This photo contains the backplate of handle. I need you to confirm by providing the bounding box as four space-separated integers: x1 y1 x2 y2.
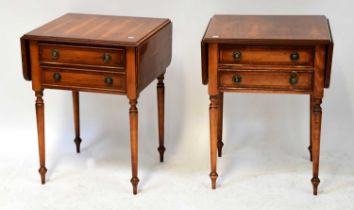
233 51 242 61
103 53 111 63
290 51 299 61
104 76 113 86
52 49 59 60
232 74 242 84
53 72 61 82
289 71 298 85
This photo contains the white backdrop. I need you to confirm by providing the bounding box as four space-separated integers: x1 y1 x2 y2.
1 0 354 209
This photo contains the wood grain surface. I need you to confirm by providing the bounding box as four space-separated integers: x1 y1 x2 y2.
23 13 170 47
204 15 332 44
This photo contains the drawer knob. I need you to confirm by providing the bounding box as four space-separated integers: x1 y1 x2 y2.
104 76 113 86
289 71 298 85
53 72 61 82
232 51 242 61
52 49 60 60
103 53 111 63
232 74 242 84
290 52 299 61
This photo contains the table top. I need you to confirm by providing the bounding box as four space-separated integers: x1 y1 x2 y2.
201 15 334 87
203 15 332 45
22 13 171 47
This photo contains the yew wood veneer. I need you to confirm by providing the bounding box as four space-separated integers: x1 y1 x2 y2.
21 13 172 194
201 15 333 195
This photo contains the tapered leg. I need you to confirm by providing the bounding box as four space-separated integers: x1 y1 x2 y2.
217 92 224 157
35 90 47 184
129 99 139 195
209 95 219 189
157 75 166 162
309 95 313 161
311 97 322 195
72 91 82 153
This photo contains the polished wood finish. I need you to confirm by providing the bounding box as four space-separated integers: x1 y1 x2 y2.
309 95 313 161
72 91 81 153
23 13 170 47
202 15 334 88
217 92 224 157
129 99 139 195
219 45 314 66
21 13 172 194
42 68 126 93
311 45 326 195
42 67 126 93
203 15 332 44
126 47 139 194
201 15 333 195
219 70 313 91
39 43 125 70
137 24 172 91
157 74 166 162
21 38 31 80
208 43 219 189
35 90 47 184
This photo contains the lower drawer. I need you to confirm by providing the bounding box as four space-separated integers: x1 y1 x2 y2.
219 70 313 91
42 68 126 93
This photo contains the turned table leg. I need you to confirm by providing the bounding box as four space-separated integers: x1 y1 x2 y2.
309 95 313 161
129 99 139 194
157 74 166 162
35 90 47 184
209 95 219 189
311 97 322 195
217 92 224 157
72 91 82 153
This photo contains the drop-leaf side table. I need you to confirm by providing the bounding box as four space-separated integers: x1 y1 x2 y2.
21 13 172 194
201 15 333 195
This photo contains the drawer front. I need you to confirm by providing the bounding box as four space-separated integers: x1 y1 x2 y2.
219 70 312 91
219 46 314 66
42 68 126 93
39 43 125 69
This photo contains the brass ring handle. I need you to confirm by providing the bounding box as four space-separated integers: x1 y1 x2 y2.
104 76 113 86
289 71 298 85
232 51 242 61
52 49 60 60
103 53 111 63
53 72 61 82
232 74 242 84
290 51 299 61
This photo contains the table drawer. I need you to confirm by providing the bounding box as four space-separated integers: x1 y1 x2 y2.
219 46 314 66
219 70 313 91
39 43 125 69
42 68 126 93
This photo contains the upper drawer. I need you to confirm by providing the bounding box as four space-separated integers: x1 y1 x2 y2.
39 43 125 69
219 45 314 66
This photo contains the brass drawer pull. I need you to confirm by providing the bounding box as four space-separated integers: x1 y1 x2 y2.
290 51 299 61
289 71 298 85
104 76 113 86
53 72 61 82
232 74 242 84
52 49 60 60
232 51 242 61
103 53 111 63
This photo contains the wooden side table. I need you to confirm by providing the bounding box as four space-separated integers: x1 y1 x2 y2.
21 13 172 194
201 15 333 195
